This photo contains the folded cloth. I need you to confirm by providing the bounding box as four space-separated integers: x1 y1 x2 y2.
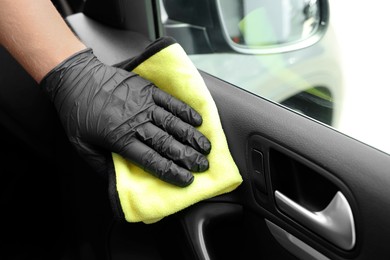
111 36 243 224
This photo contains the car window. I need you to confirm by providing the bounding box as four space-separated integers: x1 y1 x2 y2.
158 0 390 155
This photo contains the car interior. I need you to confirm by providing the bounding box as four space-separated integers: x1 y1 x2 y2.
2 1 390 260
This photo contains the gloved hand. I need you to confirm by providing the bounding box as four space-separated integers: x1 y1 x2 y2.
40 48 211 187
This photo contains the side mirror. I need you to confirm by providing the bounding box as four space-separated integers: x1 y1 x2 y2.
217 0 326 54
161 0 328 54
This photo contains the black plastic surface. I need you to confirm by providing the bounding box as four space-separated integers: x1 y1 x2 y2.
66 13 151 65
180 202 243 260
202 72 390 259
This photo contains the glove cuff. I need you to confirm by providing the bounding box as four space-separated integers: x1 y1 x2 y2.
39 48 94 101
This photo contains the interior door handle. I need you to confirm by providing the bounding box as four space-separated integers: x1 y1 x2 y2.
274 190 356 250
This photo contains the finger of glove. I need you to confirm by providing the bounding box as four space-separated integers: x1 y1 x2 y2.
152 87 203 127
137 122 209 172
118 139 194 187
151 106 211 155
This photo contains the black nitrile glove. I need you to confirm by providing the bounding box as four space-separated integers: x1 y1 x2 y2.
40 48 211 187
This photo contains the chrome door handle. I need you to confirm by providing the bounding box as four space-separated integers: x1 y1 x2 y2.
275 190 356 250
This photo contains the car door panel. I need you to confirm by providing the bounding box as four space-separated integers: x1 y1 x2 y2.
204 70 390 259
16 4 390 259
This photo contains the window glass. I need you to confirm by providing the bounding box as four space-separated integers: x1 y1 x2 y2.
158 0 390 155
217 0 320 47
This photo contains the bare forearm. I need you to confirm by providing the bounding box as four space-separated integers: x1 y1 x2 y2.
0 0 86 83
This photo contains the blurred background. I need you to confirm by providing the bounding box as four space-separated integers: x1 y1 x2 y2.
330 0 390 154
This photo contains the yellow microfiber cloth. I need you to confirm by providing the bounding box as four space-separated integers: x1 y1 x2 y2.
112 36 243 224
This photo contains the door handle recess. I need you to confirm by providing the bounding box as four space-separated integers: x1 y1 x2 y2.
275 190 356 250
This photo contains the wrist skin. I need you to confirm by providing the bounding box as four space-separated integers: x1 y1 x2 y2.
0 0 86 83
